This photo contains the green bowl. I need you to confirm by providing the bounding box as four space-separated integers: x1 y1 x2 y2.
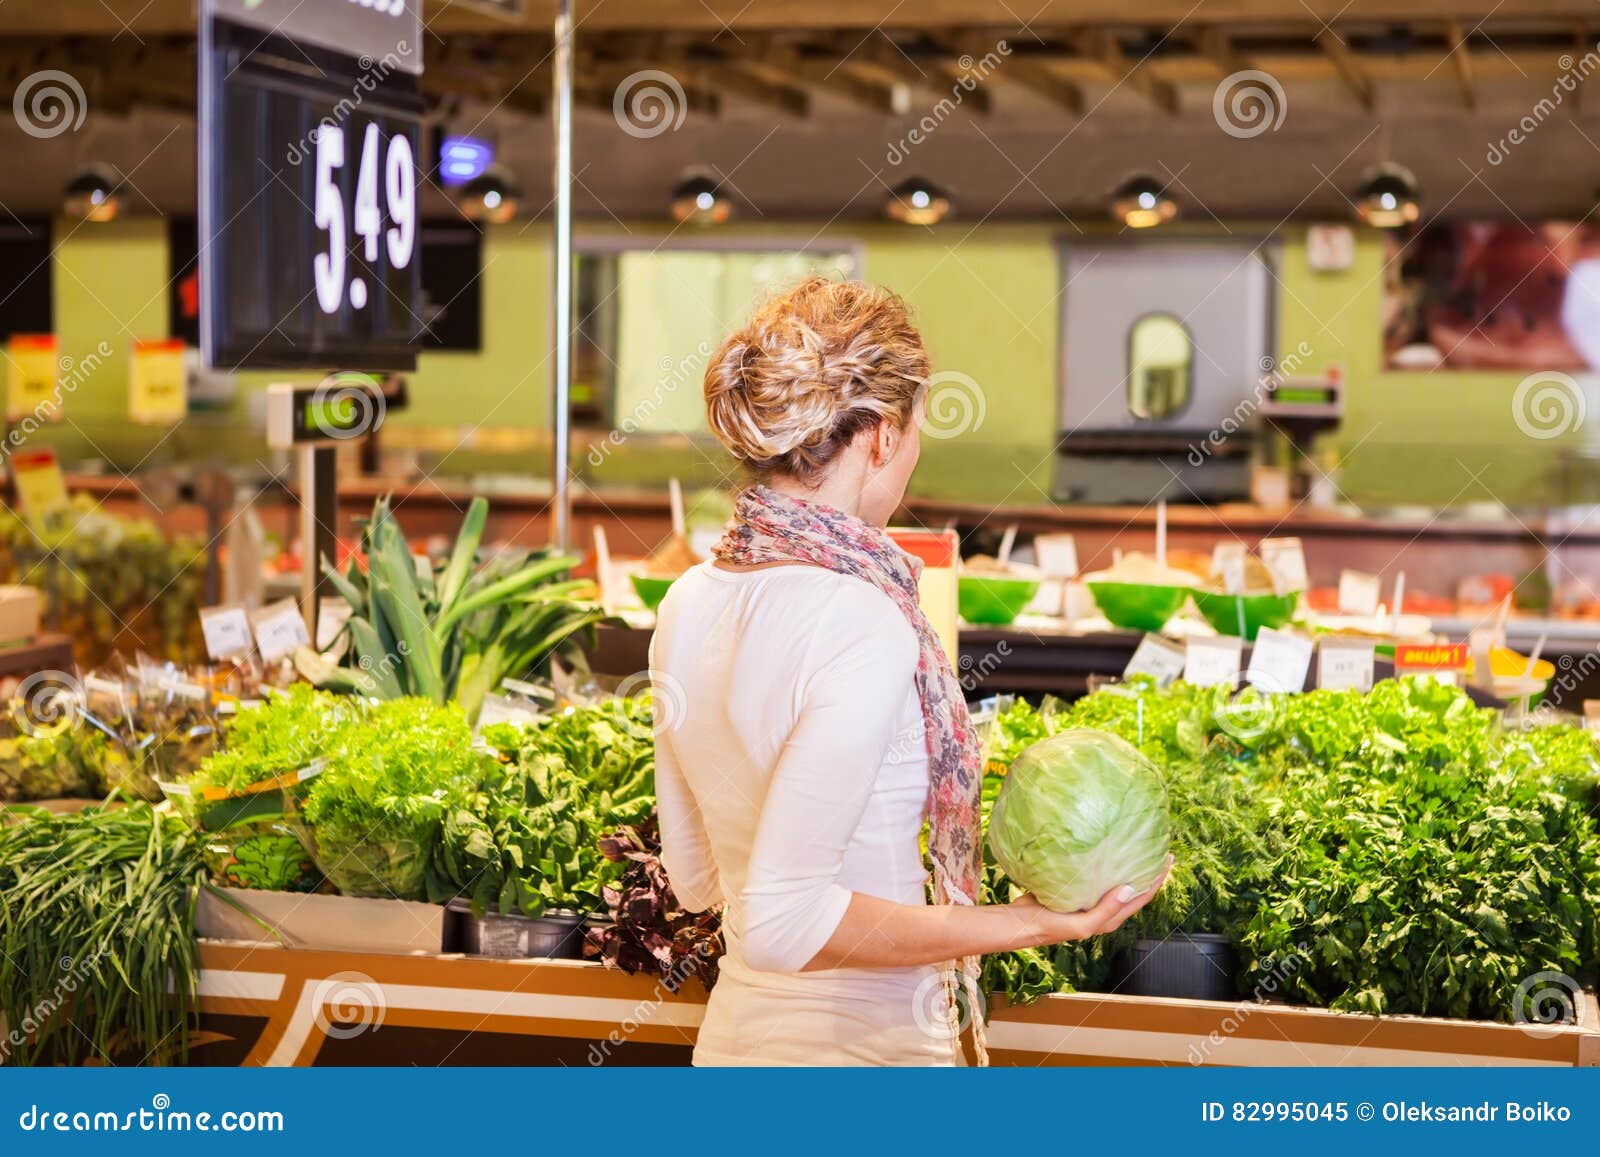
1087 582 1191 633
630 574 676 611
1190 588 1301 641
958 574 1041 625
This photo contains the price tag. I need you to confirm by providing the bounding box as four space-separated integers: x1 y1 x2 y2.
249 598 310 663
1318 637 1375 692
11 448 68 531
1246 627 1313 694
1337 569 1382 616
200 604 254 660
1212 543 1248 594
128 339 188 424
1184 636 1243 688
1393 642 1469 686
316 596 352 651
1259 537 1309 595
1033 533 1079 579
1123 633 1186 687
5 335 59 422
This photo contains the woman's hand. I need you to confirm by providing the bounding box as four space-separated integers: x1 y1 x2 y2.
1011 854 1175 948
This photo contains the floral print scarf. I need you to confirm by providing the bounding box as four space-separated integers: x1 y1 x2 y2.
713 484 988 1064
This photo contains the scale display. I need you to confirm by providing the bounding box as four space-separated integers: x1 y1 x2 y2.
199 0 424 371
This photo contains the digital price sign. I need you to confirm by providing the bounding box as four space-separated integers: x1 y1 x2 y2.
198 0 424 371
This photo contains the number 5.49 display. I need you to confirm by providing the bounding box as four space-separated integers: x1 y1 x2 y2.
199 7 423 371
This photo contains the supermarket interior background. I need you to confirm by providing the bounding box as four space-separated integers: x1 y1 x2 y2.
0 0 1596 1075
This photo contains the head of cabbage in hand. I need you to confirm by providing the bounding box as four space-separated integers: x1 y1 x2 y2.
988 729 1171 914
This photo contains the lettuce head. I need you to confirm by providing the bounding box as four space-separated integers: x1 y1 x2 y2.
987 728 1171 913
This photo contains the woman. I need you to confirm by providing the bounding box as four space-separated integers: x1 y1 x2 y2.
650 276 1171 1066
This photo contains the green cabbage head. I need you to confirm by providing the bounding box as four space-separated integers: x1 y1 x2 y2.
988 728 1171 913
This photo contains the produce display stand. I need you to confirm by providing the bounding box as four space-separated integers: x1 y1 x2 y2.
588 625 1529 704
189 940 1600 1068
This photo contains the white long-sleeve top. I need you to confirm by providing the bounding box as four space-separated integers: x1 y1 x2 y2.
650 561 959 1066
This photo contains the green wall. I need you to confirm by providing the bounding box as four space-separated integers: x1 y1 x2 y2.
22 217 1583 508
1276 229 1574 506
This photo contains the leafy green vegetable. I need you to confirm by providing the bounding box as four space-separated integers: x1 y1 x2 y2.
980 677 1600 1022
0 803 208 1065
988 729 1171 913
429 697 658 918
298 496 609 720
298 698 484 900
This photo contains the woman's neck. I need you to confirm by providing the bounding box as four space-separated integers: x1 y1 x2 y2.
765 475 867 522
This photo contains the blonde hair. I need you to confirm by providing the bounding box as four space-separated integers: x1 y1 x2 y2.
704 275 929 483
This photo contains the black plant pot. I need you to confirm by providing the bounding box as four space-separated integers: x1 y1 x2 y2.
1111 932 1239 1001
445 899 587 959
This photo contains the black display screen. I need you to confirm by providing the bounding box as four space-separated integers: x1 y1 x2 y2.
199 18 423 371
0 221 53 344
418 222 484 351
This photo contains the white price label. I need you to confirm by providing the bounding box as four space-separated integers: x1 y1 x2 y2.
1259 536 1309 595
249 598 311 663
1184 636 1244 688
1318 638 1375 692
1124 633 1186 687
1212 543 1248 594
1337 570 1382 616
316 596 353 651
200 605 254 660
1033 533 1079 579
1246 627 1313 694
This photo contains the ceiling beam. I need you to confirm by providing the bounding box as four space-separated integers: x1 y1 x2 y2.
707 59 812 117
948 33 1081 114
13 0 1600 36
1443 21 1475 109
1315 27 1375 109
830 35 983 115
1198 25 1253 77
1076 28 1178 113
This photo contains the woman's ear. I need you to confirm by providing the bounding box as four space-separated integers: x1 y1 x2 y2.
873 417 898 466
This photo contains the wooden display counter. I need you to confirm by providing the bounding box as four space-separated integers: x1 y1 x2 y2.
190 940 1600 1068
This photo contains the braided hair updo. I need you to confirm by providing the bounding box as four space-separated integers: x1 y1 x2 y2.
704 276 930 484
